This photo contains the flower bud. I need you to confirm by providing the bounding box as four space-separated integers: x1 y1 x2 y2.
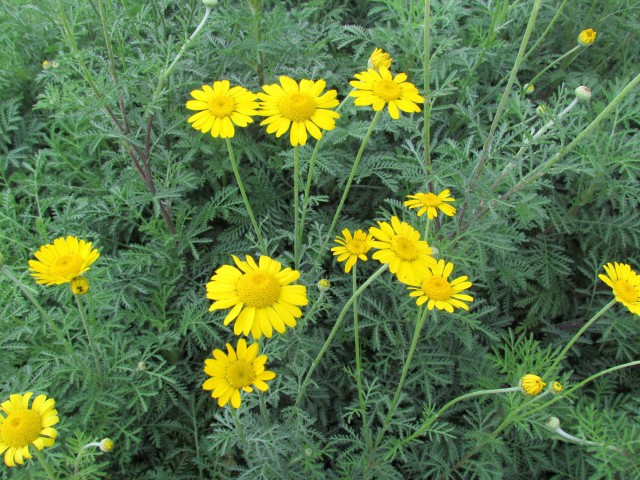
519 374 546 396
42 60 52 70
536 104 548 116
70 277 90 295
575 86 592 102
202 0 218 6
577 28 597 46
544 417 560 431
99 438 114 452
524 84 534 95
317 279 331 292
137 361 147 371
550 381 563 394
368 48 392 70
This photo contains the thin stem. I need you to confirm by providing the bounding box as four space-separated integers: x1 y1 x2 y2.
352 265 373 450
225 138 267 254
314 110 382 268
374 307 429 449
33 448 56 480
526 45 582 92
423 0 431 176
295 264 389 406
385 386 521 459
293 145 301 268
521 0 570 64
472 0 543 183
229 407 246 443
545 299 616 376
75 294 101 373
1 266 71 352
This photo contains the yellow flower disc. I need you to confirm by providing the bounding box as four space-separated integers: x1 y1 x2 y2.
236 271 281 308
278 93 317 121
1 410 42 447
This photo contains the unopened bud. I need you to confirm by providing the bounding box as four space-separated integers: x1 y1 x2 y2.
137 361 147 371
524 84 534 94
575 86 592 102
70 277 90 295
317 279 331 292
536 104 548 116
99 438 114 452
544 417 560 431
550 381 563 394
202 0 218 6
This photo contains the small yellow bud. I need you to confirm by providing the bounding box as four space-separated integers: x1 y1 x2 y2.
51 61 59 68
70 277 90 295
577 28 597 46
550 381 563 394
317 279 331 292
575 86 592 102
42 60 52 70
524 84 534 94
137 361 147 371
544 416 561 431
368 48 392 70
99 438 114 452
519 374 546 396
536 104 548 116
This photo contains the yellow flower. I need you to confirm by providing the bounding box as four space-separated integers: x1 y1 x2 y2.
369 216 436 284
404 190 456 219
186 80 259 138
0 392 59 467
368 48 392 70
257 76 340 147
206 255 308 339
331 229 374 273
598 262 640 316
28 236 100 286
349 67 424 120
70 276 90 295
203 338 276 408
578 28 597 46
405 260 473 312
519 374 546 396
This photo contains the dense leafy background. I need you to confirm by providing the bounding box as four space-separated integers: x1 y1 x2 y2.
1 0 639 478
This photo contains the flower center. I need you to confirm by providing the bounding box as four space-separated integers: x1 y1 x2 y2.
209 96 236 117
50 255 84 279
421 276 453 301
373 79 401 102
614 280 638 304
236 270 281 308
226 361 255 388
390 236 417 261
418 192 441 207
347 240 366 255
278 93 317 121
1 409 43 448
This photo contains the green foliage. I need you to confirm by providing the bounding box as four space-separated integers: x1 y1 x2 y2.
1 0 639 478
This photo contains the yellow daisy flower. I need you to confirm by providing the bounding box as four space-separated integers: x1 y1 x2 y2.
0 392 59 467
519 374 546 396
257 76 340 147
369 216 436 284
206 255 308 339
349 67 424 120
404 190 456 219
577 28 597 46
405 260 473 312
28 236 100 286
186 80 259 138
598 262 640 316
203 338 276 408
368 48 392 70
331 229 374 273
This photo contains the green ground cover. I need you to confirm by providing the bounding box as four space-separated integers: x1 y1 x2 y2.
1 0 639 478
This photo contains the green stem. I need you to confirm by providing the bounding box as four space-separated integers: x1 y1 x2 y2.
1 266 71 352
352 265 373 450
472 0 543 182
423 0 431 176
521 0 570 64
75 294 101 373
225 138 267 255
295 264 389 406
314 110 382 268
385 385 521 459
33 448 56 480
471 71 640 224
293 145 301 268
526 45 582 92
374 307 429 450
152 7 212 102
230 407 246 443
545 299 616 376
